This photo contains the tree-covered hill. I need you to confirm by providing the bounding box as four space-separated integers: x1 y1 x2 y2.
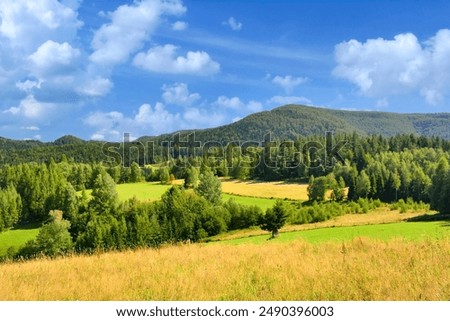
138 105 450 143
0 105 449 164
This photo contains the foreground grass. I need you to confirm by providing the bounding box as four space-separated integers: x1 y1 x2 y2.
0 224 40 256
0 238 448 300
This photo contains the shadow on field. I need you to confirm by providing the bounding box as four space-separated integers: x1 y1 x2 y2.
406 213 450 226
11 222 42 230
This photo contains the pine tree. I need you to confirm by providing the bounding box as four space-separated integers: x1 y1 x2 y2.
259 200 289 239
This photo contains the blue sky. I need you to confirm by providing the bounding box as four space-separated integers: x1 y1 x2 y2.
1 0 450 141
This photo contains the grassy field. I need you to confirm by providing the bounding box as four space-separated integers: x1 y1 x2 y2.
217 221 450 245
116 182 171 201
85 181 280 210
221 194 276 210
0 238 448 300
0 224 40 256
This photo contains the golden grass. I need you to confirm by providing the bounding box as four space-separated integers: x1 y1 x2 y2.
221 179 309 200
0 238 449 300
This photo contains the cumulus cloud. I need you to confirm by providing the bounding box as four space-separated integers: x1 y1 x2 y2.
3 95 56 119
213 96 245 110
133 44 220 75
28 40 80 76
272 75 308 93
334 29 450 105
84 102 228 141
89 0 186 66
268 95 312 106
213 96 263 112
0 0 82 52
84 89 265 140
76 77 113 97
172 21 188 31
162 83 201 106
223 17 242 31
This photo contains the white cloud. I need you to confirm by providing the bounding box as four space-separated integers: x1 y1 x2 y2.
182 107 226 128
133 44 220 75
4 95 56 119
85 103 182 141
77 77 113 97
213 96 263 113
223 17 242 31
268 95 312 106
172 21 188 31
272 75 308 93
213 96 245 110
16 79 42 92
28 40 80 76
135 103 180 132
334 29 450 105
0 0 82 52
162 83 201 106
90 133 105 141
89 0 186 66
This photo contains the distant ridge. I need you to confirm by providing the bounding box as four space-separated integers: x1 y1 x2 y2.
137 104 450 142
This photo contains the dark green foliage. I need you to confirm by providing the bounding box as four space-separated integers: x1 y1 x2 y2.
259 200 289 238
288 198 385 225
224 198 263 230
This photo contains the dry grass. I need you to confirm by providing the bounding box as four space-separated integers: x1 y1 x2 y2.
0 238 449 301
221 179 309 200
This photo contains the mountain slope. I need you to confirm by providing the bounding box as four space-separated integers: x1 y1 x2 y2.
138 105 450 142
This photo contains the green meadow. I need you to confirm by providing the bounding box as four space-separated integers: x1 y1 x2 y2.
0 224 40 256
217 221 450 245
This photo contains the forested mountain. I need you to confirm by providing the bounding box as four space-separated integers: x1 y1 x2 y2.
138 105 450 143
0 105 449 164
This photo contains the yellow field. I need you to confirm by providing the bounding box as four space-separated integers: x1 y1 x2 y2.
0 238 448 300
221 179 309 200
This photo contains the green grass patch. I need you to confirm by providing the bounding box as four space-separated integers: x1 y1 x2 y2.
116 182 171 201
218 221 450 245
221 194 276 211
0 223 40 256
